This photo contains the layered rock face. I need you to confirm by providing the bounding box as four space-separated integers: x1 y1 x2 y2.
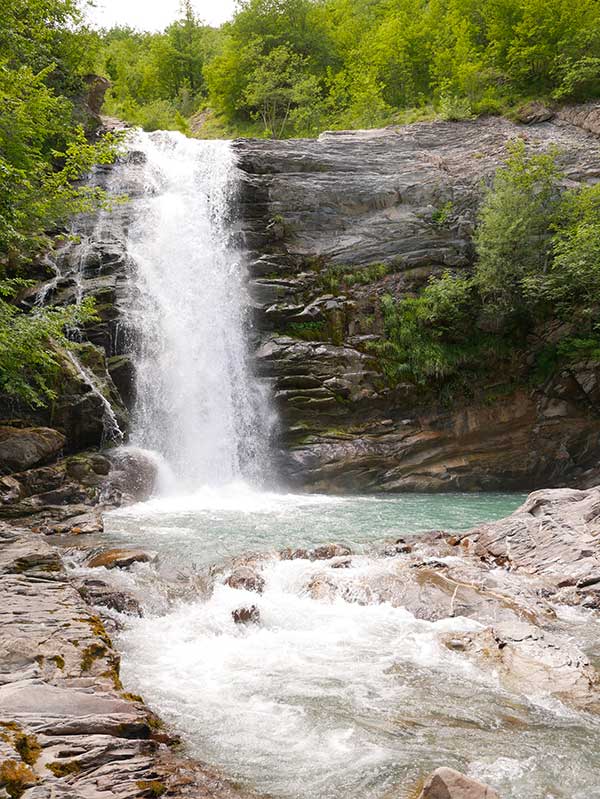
233 113 600 492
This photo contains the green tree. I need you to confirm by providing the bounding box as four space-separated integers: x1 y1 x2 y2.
0 0 121 405
243 45 321 137
474 139 561 319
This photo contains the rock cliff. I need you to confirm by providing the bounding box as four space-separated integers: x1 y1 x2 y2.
233 109 600 492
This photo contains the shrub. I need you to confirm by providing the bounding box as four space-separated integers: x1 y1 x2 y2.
474 139 561 319
370 272 506 384
0 283 98 407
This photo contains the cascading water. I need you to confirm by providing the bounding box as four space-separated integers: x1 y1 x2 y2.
122 131 271 489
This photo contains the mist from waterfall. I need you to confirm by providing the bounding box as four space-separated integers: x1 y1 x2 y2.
122 131 271 490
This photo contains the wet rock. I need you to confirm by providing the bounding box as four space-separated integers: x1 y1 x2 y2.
418 767 500 799
0 476 23 504
382 538 413 556
0 427 65 474
280 543 352 561
226 567 265 593
85 548 156 569
107 354 136 409
0 524 263 799
66 452 111 486
105 448 159 504
77 578 142 616
232 605 260 624
441 624 600 713
467 486 600 600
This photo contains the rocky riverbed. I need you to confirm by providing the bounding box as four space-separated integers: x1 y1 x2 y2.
0 521 265 799
2 485 599 798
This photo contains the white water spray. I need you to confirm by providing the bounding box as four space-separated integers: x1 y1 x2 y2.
122 131 270 489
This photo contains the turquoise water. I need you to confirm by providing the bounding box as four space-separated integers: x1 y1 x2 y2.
103 485 525 570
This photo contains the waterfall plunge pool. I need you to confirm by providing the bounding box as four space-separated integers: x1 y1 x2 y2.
73 488 600 799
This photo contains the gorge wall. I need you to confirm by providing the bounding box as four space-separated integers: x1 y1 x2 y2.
234 108 600 492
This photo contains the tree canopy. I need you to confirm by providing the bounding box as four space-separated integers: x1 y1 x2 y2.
95 0 600 138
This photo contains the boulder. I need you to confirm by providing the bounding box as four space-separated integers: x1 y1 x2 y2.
225 567 265 593
418 768 500 799
515 101 555 125
104 448 159 503
0 427 65 474
232 605 260 624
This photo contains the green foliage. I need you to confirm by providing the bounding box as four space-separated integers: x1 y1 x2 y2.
203 0 600 137
319 263 389 293
474 139 561 318
0 285 98 407
97 3 221 133
524 184 600 327
371 273 507 384
243 45 321 137
0 0 121 406
93 0 600 137
375 142 600 398
285 321 326 340
0 1 121 262
431 201 454 226
437 93 473 122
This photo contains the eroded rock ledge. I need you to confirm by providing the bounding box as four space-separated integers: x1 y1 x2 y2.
0 524 258 799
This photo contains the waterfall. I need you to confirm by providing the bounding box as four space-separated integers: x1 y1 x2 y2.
121 131 270 489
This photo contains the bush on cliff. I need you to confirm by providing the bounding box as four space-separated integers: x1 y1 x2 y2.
0 284 98 408
375 142 600 392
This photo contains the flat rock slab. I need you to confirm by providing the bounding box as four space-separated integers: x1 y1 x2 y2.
464 486 600 603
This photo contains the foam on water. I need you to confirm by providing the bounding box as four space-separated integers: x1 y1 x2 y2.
109 542 600 799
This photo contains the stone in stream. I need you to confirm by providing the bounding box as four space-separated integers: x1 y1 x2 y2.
464 485 600 605
418 768 500 799
85 548 156 569
226 567 265 593
232 605 260 624
280 543 352 561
